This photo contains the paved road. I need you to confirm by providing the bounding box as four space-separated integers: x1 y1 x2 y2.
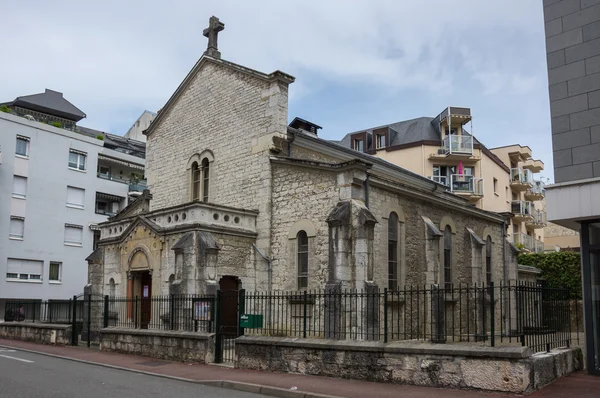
0 348 267 398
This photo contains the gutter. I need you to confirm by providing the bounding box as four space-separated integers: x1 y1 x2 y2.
252 244 272 292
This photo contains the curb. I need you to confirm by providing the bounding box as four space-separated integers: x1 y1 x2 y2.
0 343 341 398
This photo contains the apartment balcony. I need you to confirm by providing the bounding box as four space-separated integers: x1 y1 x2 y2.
526 209 547 230
429 175 448 186
513 233 544 253
429 135 477 160
128 180 148 197
524 180 545 201
510 168 534 191
511 200 534 222
428 175 483 201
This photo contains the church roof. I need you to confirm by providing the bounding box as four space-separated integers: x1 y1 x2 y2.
8 89 86 121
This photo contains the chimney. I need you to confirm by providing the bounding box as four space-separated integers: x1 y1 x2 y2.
289 117 322 136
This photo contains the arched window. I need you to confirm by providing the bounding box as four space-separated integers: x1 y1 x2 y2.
444 226 452 290
201 158 210 202
388 212 399 290
486 236 492 285
109 278 115 298
191 162 201 201
297 231 308 290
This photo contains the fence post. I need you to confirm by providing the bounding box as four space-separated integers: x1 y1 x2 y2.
489 282 495 347
134 296 139 329
303 290 308 339
103 295 109 328
170 295 175 331
384 288 388 343
239 289 246 337
214 290 222 363
71 295 77 346
87 294 92 348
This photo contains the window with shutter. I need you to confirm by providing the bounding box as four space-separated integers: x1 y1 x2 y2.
12 176 27 199
66 186 85 209
6 258 42 281
64 224 83 246
9 217 24 240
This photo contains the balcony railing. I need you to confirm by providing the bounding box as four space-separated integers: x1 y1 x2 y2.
510 168 534 187
128 181 147 193
450 174 483 196
97 172 130 184
527 209 547 228
428 175 449 186
513 233 543 253
511 200 533 217
442 135 473 155
525 180 546 200
98 172 147 193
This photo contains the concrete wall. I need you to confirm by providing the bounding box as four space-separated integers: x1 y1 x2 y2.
99 328 214 364
0 322 71 345
124 111 156 143
235 336 583 393
544 0 600 182
0 112 139 304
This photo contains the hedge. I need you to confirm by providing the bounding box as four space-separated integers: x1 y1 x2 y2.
518 251 581 298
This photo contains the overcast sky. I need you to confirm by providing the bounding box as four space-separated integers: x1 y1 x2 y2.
2 1 553 180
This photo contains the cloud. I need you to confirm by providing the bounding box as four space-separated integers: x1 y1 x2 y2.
0 0 554 173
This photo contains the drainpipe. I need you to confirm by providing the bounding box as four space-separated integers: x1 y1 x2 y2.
364 173 370 208
252 244 272 292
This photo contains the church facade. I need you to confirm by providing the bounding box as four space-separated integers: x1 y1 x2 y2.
87 17 517 303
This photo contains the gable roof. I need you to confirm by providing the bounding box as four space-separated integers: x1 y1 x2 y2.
9 89 86 121
144 54 294 137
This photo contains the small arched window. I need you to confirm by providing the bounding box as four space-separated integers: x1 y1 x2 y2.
485 236 492 285
388 212 399 290
109 278 115 298
201 158 210 202
297 231 308 290
191 162 201 201
444 226 452 290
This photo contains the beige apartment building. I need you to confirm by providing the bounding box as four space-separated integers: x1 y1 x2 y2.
340 106 547 252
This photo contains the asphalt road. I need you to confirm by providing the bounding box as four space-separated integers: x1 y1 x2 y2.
0 348 267 398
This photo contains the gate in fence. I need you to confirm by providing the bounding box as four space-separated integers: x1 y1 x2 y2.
214 277 244 364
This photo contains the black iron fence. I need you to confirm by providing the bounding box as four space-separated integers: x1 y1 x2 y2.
105 294 215 333
3 282 579 354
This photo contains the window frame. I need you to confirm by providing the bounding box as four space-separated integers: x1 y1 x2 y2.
376 134 386 149
12 175 27 199
191 162 201 201
297 230 309 290
64 224 84 247
49 262 62 283
9 216 25 240
66 186 85 209
485 236 492 285
443 226 452 290
388 212 399 290
353 139 365 152
202 158 210 202
15 136 30 157
493 178 498 194
68 150 87 171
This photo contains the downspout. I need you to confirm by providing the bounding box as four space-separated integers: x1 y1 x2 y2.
252 243 272 292
364 173 370 208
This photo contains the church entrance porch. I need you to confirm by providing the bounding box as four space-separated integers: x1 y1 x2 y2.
128 270 152 329
215 276 241 365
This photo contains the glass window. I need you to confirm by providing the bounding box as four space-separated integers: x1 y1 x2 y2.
589 223 600 246
12 176 27 199
444 226 452 290
6 258 42 281
297 231 309 290
486 236 492 285
388 212 399 290
49 262 61 282
202 158 210 202
68 151 87 171
192 162 201 201
354 139 364 152
376 134 386 149
493 178 498 194
16 137 29 157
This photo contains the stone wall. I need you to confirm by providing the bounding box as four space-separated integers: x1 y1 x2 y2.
99 328 214 364
235 336 583 393
0 322 72 345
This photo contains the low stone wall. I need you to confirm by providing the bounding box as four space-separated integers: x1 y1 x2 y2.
0 322 72 345
99 328 215 364
235 336 583 394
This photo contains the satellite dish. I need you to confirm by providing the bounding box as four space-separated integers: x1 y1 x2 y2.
24 115 35 121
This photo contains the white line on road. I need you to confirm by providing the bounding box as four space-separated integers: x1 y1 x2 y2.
0 349 16 352
0 354 34 363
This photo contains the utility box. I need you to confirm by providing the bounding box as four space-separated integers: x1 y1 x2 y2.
240 314 263 328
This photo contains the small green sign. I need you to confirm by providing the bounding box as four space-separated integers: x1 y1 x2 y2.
240 314 263 328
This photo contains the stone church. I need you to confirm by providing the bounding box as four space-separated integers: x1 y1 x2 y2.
87 17 518 303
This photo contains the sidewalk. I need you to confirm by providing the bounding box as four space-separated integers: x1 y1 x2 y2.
0 339 598 397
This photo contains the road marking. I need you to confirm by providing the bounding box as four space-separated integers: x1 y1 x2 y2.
0 354 34 363
0 349 16 352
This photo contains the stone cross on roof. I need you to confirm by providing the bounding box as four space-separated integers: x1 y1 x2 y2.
203 16 225 59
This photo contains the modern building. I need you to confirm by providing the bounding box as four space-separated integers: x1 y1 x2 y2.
0 90 145 315
338 106 547 253
542 0 600 375
124 110 157 143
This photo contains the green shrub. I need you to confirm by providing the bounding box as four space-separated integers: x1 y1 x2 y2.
51 121 62 128
96 134 104 140
0 105 11 113
518 251 581 298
